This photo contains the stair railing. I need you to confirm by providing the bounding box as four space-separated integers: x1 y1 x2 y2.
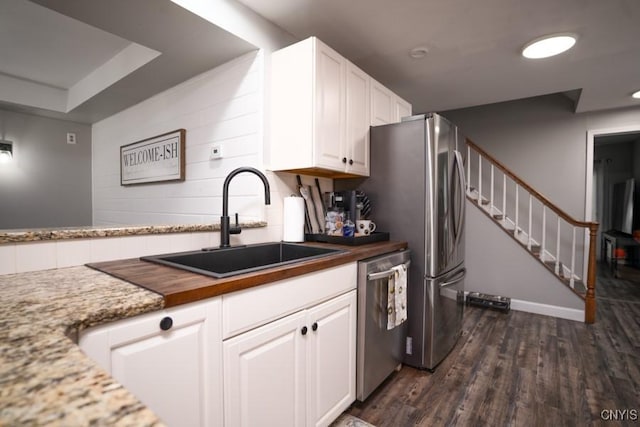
466 139 598 323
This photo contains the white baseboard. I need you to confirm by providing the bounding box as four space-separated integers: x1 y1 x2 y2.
509 298 584 322
461 290 584 322
440 289 584 322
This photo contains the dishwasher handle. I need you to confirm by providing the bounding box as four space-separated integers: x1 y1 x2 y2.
367 260 411 281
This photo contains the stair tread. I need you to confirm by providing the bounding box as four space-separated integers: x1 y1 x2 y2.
467 162 591 307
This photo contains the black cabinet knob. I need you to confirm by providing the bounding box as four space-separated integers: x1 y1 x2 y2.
159 316 173 331
342 157 347 163
301 326 308 335
312 322 318 331
349 159 354 165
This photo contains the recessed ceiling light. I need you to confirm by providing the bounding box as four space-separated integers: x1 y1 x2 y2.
409 46 429 59
521 34 577 59
632 90 640 99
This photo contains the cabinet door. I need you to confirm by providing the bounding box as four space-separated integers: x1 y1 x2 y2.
314 41 345 171
79 299 223 427
306 291 357 427
370 79 394 126
394 95 412 122
345 62 370 176
224 310 307 427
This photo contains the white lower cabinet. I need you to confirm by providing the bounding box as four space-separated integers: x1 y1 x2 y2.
223 290 357 427
78 264 358 427
306 290 357 427
79 298 223 427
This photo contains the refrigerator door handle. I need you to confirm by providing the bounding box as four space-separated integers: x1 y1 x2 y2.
453 149 466 247
439 268 466 288
367 261 411 281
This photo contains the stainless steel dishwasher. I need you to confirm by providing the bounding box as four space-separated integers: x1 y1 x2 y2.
357 249 411 401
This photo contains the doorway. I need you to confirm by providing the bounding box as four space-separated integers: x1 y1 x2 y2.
586 127 640 278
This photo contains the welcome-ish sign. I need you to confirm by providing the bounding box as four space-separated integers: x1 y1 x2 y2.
120 129 185 185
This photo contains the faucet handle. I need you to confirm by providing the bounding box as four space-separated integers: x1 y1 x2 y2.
230 213 241 235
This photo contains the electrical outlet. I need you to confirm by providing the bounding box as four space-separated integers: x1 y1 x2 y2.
210 145 222 160
66 133 77 144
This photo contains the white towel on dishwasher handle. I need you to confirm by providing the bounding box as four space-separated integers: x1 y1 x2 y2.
387 263 408 330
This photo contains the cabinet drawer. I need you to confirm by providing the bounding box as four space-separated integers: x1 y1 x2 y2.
222 263 356 339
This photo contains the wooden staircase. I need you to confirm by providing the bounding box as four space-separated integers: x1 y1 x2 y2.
466 139 598 323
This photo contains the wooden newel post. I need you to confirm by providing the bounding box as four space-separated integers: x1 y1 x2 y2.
585 222 599 324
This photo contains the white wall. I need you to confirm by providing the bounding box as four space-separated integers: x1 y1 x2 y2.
0 109 92 229
91 49 331 245
466 203 585 320
443 94 640 219
443 94 640 319
92 51 268 227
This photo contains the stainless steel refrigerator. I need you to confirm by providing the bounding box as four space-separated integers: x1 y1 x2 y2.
350 113 466 370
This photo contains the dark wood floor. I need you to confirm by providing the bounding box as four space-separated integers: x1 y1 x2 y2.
347 264 640 426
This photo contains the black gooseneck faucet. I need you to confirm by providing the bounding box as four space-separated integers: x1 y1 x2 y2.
220 167 271 248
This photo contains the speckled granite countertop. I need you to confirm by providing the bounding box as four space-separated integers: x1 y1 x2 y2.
0 266 165 426
0 221 266 244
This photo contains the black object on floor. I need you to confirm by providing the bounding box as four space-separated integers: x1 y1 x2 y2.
465 292 511 313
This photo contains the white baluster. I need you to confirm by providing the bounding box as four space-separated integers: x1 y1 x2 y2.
467 145 471 194
514 185 519 235
570 227 576 288
555 218 561 275
541 207 546 261
478 155 482 206
502 175 506 223
490 165 494 214
527 195 532 250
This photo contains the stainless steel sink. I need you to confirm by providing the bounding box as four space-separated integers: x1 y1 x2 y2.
141 242 345 278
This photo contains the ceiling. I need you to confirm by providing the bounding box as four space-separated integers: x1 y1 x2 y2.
2 0 639 124
236 0 640 114
0 0 256 123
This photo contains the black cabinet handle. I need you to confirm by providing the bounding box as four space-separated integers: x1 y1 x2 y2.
342 157 347 163
349 159 354 165
301 326 308 335
159 316 173 331
312 322 318 331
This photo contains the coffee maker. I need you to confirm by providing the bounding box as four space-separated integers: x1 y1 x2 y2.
325 190 365 222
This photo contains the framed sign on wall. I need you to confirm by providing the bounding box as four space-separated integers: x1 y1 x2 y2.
120 129 186 185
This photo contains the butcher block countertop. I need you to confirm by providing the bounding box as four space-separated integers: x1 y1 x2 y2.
88 240 408 307
0 240 406 426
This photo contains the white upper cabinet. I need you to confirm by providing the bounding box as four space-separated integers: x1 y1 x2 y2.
344 62 370 176
394 96 412 123
370 79 394 126
270 37 410 178
371 78 412 125
314 41 346 172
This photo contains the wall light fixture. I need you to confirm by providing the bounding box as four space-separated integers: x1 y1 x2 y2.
0 139 13 163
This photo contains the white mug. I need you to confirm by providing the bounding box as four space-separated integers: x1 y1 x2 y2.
356 220 376 235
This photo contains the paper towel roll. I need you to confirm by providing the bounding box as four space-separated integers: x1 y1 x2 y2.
283 196 305 242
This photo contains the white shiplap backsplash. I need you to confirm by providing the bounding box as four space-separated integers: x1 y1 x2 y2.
92 50 266 227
